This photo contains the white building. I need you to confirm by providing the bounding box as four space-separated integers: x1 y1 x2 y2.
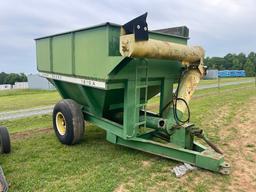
27 74 55 90
204 69 218 79
13 82 29 89
0 84 12 90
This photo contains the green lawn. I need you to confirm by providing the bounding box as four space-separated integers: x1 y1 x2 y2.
2 82 254 134
199 77 254 85
0 77 254 113
0 89 60 112
0 83 255 191
0 114 52 133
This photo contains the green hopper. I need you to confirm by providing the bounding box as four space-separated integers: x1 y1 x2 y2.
35 13 230 174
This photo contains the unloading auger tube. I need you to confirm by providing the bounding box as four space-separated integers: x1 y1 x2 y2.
119 13 225 157
120 14 205 121
120 33 205 118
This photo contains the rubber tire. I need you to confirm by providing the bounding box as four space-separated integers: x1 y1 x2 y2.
0 126 11 154
53 99 85 145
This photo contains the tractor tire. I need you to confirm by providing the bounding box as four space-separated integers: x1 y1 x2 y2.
0 126 11 154
53 99 85 145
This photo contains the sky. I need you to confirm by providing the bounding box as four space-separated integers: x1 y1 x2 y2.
0 0 255 73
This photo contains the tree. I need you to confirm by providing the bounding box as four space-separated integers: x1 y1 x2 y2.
0 73 28 85
232 57 241 70
248 52 256 63
224 53 234 69
205 51 256 76
237 53 247 69
19 73 28 82
0 72 7 84
3 73 18 85
244 60 255 77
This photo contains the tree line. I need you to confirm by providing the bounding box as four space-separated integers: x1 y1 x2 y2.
0 72 27 85
205 52 256 76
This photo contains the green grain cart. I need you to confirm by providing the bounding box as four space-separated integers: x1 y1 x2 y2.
35 13 230 174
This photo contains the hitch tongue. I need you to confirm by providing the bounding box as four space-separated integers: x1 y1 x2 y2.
190 128 223 154
200 134 223 154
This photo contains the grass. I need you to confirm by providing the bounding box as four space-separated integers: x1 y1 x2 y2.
0 114 52 133
0 83 255 191
199 77 254 85
0 89 54 97
0 89 60 112
148 82 255 113
0 80 256 192
0 77 254 113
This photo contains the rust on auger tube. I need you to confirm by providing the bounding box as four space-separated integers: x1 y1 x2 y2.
120 21 205 115
120 34 205 63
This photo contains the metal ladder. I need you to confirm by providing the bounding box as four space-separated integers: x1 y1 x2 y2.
134 60 148 132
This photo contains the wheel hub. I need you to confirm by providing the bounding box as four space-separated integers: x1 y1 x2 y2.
56 112 66 135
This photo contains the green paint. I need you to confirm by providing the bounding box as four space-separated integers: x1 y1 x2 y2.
35 23 228 173
170 127 194 149
36 23 186 80
36 38 51 71
115 135 224 172
52 34 73 74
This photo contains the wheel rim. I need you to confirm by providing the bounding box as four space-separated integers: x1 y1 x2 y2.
56 112 66 136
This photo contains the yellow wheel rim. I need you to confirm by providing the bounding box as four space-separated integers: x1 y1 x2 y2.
56 112 66 136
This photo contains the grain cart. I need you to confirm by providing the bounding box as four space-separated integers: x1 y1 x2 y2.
35 13 230 174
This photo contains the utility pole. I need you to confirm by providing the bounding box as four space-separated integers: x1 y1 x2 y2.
217 65 220 93
254 62 256 88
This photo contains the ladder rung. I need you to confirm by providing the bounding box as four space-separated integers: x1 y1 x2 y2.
135 121 146 126
136 103 146 108
136 85 147 89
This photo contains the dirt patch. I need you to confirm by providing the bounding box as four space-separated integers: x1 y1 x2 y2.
141 160 151 168
148 182 170 192
114 184 128 192
220 97 256 192
11 127 52 140
207 105 230 125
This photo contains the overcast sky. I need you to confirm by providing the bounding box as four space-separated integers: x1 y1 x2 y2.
0 0 255 73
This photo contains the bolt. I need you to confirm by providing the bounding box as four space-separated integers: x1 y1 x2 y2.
137 25 140 29
144 26 147 31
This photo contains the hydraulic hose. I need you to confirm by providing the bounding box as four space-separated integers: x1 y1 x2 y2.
160 69 191 126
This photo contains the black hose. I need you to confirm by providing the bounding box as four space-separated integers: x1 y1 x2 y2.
172 68 190 125
160 68 191 126
173 97 190 125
